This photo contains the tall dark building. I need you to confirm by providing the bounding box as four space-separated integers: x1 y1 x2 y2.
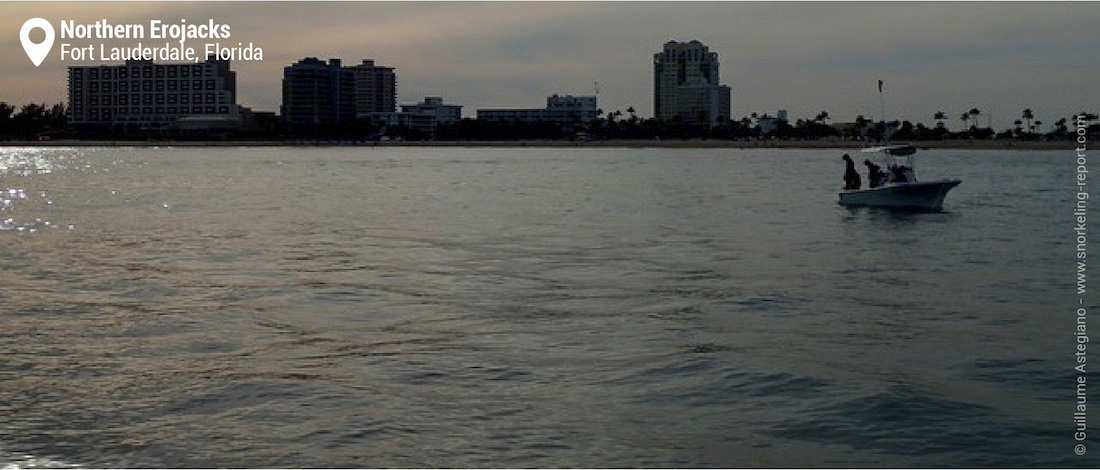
653 40 732 128
352 59 397 116
281 58 356 133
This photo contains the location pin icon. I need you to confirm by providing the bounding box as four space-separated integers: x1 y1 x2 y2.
20 18 54 67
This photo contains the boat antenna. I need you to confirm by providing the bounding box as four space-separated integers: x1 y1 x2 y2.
878 79 887 142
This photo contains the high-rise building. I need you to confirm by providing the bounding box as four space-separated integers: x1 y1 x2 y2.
352 59 397 116
67 56 238 129
281 57 397 133
281 57 356 132
653 40 732 128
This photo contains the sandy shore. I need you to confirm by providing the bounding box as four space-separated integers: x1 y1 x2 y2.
0 138 1072 150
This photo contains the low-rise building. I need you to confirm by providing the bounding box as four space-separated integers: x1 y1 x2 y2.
477 94 598 125
399 97 462 125
366 112 437 137
757 110 789 135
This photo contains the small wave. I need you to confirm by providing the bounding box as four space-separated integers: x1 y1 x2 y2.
0 451 80 469
767 384 1064 466
716 293 810 317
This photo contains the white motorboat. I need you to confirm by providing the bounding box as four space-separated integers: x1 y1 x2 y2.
838 145 961 211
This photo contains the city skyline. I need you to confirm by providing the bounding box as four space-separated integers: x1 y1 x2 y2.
1 2 1098 128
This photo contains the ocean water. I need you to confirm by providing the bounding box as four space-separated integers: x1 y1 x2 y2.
0 145 1089 467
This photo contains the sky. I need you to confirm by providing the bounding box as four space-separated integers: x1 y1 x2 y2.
1 1 1098 129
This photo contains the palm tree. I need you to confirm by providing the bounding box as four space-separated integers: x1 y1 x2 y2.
1056 118 1069 134
968 108 981 130
814 111 831 123
1022 108 1034 135
1034 120 1043 135
934 111 946 128
960 112 971 132
1014 119 1024 136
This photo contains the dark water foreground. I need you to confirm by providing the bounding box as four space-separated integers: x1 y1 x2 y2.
0 146 1088 467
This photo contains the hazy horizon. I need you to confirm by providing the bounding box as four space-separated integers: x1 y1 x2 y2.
1 1 1098 129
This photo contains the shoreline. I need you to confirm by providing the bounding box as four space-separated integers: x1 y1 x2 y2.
0 139 1070 151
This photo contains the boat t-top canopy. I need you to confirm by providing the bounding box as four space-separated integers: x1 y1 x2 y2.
861 144 917 156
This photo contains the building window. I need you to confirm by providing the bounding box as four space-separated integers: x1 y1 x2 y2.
119 95 128 105
205 106 215 114
168 67 177 78
168 95 177 104
205 94 215 104
143 68 152 79
89 69 98 79
192 80 201 90
205 80 215 90
181 95 189 104
168 81 177 92
181 80 189 91
155 95 164 105
119 82 128 92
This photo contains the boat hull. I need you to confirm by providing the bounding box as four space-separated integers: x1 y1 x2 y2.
839 180 961 211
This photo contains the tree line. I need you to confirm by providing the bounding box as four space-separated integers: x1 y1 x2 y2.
1 99 1096 142
0 102 68 140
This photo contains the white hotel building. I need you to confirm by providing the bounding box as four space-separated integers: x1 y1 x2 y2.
67 57 239 129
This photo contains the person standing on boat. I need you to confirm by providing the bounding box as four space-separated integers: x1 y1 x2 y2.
864 159 884 188
889 164 910 183
842 154 861 190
